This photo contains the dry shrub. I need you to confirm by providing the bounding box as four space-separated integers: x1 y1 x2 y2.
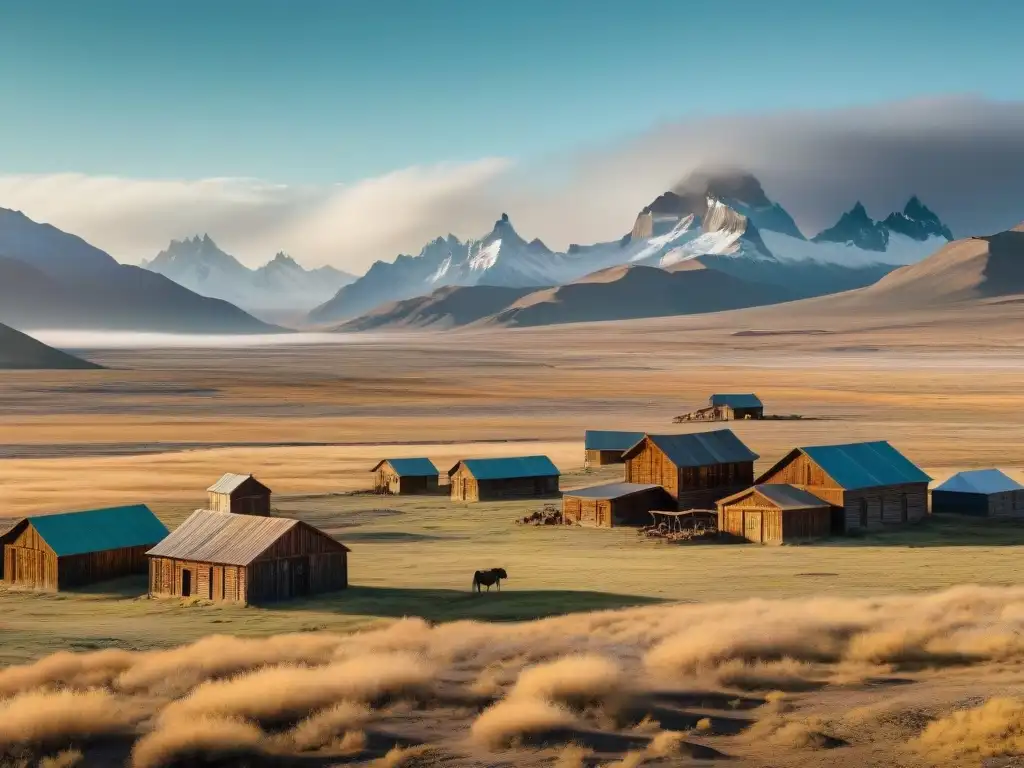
0 689 138 749
0 649 135 697
372 743 434 767
695 717 712 732
287 701 372 751
471 698 577 749
631 715 660 734
553 744 591 768
37 750 83 768
335 729 368 755
130 716 265 768
158 652 433 726
509 655 625 710
911 697 1024 762
743 714 834 750
646 730 684 756
710 659 823 692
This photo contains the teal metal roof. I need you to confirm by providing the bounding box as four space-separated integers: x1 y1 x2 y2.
374 458 438 477
564 482 664 500
935 469 1024 495
801 441 931 491
710 393 763 409
629 430 759 468
452 455 560 480
584 430 645 451
28 504 169 557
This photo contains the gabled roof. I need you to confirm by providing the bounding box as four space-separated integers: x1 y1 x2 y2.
371 458 438 477
207 473 269 495
710 393 763 409
624 430 759 468
584 430 645 451
764 441 931 491
0 518 23 539
564 482 665 500
449 455 560 480
25 504 168 557
935 469 1024 495
720 484 830 510
146 510 348 566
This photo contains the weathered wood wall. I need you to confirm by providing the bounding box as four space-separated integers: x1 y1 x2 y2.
718 496 830 544
4 545 55 589
563 488 673 528
209 481 271 516
626 440 753 510
149 556 247 602
450 467 558 502
842 484 928 532
584 449 626 467
375 470 439 495
932 489 1024 518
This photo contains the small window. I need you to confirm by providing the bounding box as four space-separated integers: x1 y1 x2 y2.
859 498 868 528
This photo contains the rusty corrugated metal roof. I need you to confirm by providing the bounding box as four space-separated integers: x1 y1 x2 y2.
146 510 346 565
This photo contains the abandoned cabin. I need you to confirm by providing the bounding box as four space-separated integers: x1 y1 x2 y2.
370 458 439 495
584 430 645 468
932 469 1024 518
207 473 272 516
717 484 832 544
622 430 759 510
2 504 168 591
146 509 349 604
676 394 764 422
448 456 560 502
562 482 672 528
755 440 931 533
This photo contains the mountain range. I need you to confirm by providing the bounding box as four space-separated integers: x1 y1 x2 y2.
142 236 355 317
0 209 277 333
321 171 955 330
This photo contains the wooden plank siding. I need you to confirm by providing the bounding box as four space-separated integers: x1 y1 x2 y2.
208 477 271 516
757 452 928 533
584 449 626 467
624 440 754 511
718 494 831 544
373 469 439 495
449 469 558 502
562 487 671 528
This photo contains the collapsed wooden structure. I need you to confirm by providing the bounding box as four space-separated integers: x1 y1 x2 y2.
146 509 349 604
449 456 560 502
2 504 168 591
371 458 439 495
207 473 272 516
675 393 764 422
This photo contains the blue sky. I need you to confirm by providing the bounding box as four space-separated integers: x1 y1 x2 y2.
2 0 1022 183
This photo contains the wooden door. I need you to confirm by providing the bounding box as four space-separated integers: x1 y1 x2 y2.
293 557 310 596
744 511 763 543
181 569 192 597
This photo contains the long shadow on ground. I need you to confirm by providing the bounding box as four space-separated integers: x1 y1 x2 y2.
271 586 665 623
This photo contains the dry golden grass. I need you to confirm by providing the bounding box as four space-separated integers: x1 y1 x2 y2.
910 697 1024 764
129 716 266 768
0 689 139 749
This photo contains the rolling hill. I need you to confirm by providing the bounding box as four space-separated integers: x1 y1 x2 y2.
0 323 102 370
0 209 279 333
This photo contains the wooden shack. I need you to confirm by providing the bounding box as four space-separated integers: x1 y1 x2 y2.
207 473 272 516
370 458 439 495
717 484 832 544
675 394 764 422
622 430 759 510
448 456 560 502
0 518 24 581
146 510 349 605
932 469 1024 518
2 504 168 591
584 430 644 468
562 482 672 528
755 440 931 534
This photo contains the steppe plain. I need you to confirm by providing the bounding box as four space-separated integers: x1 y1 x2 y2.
3 298 1024 766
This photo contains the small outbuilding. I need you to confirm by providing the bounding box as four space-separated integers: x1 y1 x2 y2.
717 484 832 544
622 430 759 510
584 430 645 468
562 482 673 528
370 458 439 495
146 510 349 604
932 469 1024 518
3 504 168 591
756 440 931 534
449 456 560 502
207 473 272 516
675 394 764 422
0 518 25 581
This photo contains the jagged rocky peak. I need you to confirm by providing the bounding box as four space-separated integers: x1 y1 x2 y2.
632 168 805 241
813 202 890 252
883 196 954 241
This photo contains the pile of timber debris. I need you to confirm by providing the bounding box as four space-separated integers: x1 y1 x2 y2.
515 506 564 526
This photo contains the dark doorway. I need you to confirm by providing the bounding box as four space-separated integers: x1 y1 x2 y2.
859 499 869 529
181 569 192 597
900 494 909 523
292 557 310 596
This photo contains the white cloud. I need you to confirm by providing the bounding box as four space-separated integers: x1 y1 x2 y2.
1 96 1023 273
